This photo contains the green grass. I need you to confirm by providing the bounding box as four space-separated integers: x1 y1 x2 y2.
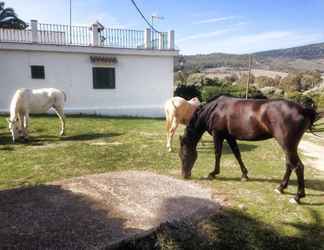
0 115 324 249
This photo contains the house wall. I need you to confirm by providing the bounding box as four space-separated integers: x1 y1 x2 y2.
0 46 175 117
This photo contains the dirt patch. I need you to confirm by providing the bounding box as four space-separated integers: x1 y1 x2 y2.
0 171 221 249
299 140 324 173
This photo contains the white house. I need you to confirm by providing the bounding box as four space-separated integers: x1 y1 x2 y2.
0 20 178 117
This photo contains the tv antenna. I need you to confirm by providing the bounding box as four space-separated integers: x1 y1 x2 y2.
151 14 164 27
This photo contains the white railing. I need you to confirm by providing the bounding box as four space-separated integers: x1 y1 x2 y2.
0 19 175 50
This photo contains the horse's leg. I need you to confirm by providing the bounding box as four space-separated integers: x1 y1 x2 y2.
208 133 224 179
275 147 295 194
292 153 306 203
275 161 292 194
165 114 172 151
17 113 25 140
168 118 179 152
280 150 305 203
295 159 305 203
22 113 29 139
53 106 65 136
227 136 249 181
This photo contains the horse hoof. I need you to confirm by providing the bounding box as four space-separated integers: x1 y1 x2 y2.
22 137 29 142
207 175 214 180
274 188 283 194
167 148 172 152
241 176 249 182
207 173 216 180
289 198 299 204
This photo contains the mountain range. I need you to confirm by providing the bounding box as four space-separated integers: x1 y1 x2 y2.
176 42 324 73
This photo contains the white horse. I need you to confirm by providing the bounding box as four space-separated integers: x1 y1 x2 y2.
7 88 66 142
164 96 200 152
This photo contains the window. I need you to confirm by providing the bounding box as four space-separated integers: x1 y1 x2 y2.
31 65 45 79
92 67 115 89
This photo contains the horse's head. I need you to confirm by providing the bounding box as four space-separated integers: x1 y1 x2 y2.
189 97 200 107
6 118 22 142
179 135 198 179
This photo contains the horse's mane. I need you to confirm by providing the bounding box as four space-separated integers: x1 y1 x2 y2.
205 94 233 104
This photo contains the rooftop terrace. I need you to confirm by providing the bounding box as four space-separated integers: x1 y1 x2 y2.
0 20 175 51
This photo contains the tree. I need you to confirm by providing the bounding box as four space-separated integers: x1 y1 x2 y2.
239 73 255 86
301 70 322 89
174 71 189 85
224 74 238 84
0 2 27 29
280 73 302 92
255 76 275 88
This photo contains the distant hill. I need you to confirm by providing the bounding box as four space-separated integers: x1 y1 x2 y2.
254 42 324 59
176 42 324 73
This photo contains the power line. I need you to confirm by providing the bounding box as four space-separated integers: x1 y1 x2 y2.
130 0 160 33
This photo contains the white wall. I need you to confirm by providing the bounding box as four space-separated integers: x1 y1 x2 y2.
0 47 175 117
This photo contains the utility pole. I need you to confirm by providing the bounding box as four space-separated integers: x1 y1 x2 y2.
245 55 252 99
69 0 72 44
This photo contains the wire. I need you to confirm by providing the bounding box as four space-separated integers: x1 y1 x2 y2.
130 0 160 33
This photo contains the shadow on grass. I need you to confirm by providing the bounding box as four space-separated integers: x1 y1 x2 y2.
0 184 142 249
198 141 258 154
62 132 123 141
208 176 324 198
0 132 124 146
115 198 324 250
0 146 14 151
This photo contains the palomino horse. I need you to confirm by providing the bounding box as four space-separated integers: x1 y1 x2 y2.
7 88 66 142
164 96 200 152
179 95 320 203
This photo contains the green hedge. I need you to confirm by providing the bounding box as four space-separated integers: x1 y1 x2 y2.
286 91 316 108
201 85 266 102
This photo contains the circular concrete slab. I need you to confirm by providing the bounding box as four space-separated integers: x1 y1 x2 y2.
0 171 220 249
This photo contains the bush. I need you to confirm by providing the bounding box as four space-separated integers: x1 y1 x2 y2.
308 93 324 109
255 76 276 88
201 85 266 102
174 84 202 101
239 73 255 86
286 91 316 108
259 87 284 99
280 73 302 92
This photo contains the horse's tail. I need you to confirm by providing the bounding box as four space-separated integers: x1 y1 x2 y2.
165 99 175 130
62 91 67 102
170 98 177 110
304 106 324 136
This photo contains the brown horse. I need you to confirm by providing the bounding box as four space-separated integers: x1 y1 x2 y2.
179 95 321 203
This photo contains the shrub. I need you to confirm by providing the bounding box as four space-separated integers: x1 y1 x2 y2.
239 73 255 86
174 84 202 101
286 91 316 108
201 85 266 102
307 93 324 109
280 73 302 92
259 87 284 99
255 76 276 88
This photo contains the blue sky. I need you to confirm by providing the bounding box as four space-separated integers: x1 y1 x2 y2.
5 0 324 55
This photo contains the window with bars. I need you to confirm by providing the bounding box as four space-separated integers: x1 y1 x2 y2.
31 65 45 79
92 67 116 89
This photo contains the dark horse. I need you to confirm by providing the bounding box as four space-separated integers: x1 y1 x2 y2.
179 95 320 203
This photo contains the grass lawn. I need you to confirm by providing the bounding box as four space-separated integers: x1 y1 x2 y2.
0 115 324 249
